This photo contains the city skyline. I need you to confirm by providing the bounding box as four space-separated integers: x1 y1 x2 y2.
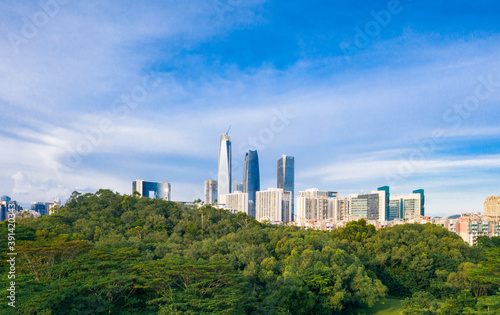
2 1 500 216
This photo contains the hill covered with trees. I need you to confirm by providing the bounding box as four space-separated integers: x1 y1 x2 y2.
1 189 500 314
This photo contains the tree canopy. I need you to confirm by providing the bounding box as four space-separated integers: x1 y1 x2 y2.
0 189 498 314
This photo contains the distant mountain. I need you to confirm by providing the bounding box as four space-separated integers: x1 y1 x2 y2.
448 214 461 219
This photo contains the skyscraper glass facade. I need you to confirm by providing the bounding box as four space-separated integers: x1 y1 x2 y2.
31 202 48 216
0 203 6 222
388 198 403 221
277 155 295 221
218 134 232 204
1 196 11 202
244 150 260 218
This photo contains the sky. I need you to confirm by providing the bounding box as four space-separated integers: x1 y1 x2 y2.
1 0 500 217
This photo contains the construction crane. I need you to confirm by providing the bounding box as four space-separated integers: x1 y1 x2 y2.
226 125 231 135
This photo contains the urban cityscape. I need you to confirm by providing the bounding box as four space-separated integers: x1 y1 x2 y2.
3 131 500 246
3 0 500 313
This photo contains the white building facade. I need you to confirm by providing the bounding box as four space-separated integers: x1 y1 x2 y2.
256 188 291 223
297 189 338 221
225 191 248 215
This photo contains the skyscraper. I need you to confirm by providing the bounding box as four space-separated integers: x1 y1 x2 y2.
218 134 232 204
277 155 295 221
31 202 48 216
204 180 218 204
132 180 171 200
1 196 11 202
0 202 6 222
244 150 260 217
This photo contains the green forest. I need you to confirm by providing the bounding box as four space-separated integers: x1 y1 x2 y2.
2 189 500 314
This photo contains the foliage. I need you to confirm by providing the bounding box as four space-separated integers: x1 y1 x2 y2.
1 189 499 314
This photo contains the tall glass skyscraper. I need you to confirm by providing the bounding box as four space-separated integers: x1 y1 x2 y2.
218 134 232 204
277 155 295 221
244 150 260 218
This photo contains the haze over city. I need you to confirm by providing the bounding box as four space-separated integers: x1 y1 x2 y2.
1 0 500 217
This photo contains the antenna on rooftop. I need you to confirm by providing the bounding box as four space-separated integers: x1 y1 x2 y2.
226 125 231 135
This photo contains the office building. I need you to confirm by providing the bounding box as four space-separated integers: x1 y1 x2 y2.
277 155 295 221
297 189 338 221
226 191 249 215
402 191 424 220
31 202 49 216
350 187 388 221
388 198 403 221
204 180 218 204
132 180 171 200
1 196 11 202
0 202 6 222
218 134 232 204
484 196 500 218
244 150 260 217
413 189 425 216
233 181 244 192
256 188 291 223
389 189 425 221
378 186 390 221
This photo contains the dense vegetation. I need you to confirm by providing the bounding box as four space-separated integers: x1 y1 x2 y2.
1 189 500 314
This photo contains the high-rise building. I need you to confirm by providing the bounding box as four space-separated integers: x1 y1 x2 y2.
378 186 390 221
350 187 388 221
204 180 218 204
485 196 500 218
233 181 244 193
336 197 350 222
413 189 425 216
132 180 171 200
244 150 260 217
1 196 11 202
218 134 232 204
0 202 6 222
31 202 48 216
256 188 291 223
277 155 295 221
226 191 249 215
388 198 403 221
297 189 338 221
389 189 425 221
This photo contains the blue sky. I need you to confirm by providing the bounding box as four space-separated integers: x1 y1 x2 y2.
1 0 500 216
